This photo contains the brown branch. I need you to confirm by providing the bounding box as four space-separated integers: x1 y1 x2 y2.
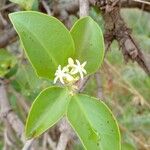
0 80 35 150
42 133 56 150
79 0 90 17
121 0 150 12
91 0 150 75
9 87 30 114
22 139 34 150
95 72 104 99
89 0 150 12
0 81 24 142
52 0 79 17
0 3 16 11
56 119 75 150
41 0 52 16
77 76 91 93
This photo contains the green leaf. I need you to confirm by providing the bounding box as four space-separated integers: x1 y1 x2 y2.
0 49 17 77
14 63 48 99
70 17 104 75
9 11 75 79
9 0 38 10
25 86 70 138
67 94 121 150
5 64 18 79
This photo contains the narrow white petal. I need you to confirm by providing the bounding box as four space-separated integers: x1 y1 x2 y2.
68 58 74 65
82 61 87 67
58 65 61 70
60 77 64 84
79 70 84 79
54 76 59 84
76 60 80 66
82 68 87 74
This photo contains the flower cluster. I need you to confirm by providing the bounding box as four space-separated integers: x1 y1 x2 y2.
54 58 87 84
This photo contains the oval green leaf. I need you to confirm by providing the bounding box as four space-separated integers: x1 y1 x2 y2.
25 86 70 139
67 94 121 150
70 17 105 75
9 11 75 79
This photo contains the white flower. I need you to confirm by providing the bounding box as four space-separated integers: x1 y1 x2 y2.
54 58 87 84
68 58 87 79
54 65 74 84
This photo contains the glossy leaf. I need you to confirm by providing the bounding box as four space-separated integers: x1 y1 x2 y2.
67 94 121 150
25 86 70 138
9 11 75 79
70 17 105 75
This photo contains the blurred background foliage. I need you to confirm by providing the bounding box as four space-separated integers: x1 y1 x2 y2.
0 2 150 150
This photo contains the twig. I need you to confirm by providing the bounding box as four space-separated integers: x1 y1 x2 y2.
0 28 17 48
92 0 150 75
41 0 52 16
95 72 104 99
133 0 150 5
0 3 16 11
0 81 24 142
43 133 56 150
56 119 75 150
47 134 57 150
0 80 35 149
77 76 91 93
79 0 89 17
9 87 30 113
22 139 34 150
4 128 13 147
0 12 7 26
120 0 150 12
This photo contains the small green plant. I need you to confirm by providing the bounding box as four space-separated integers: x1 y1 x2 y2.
9 0 38 10
9 11 121 150
0 49 17 78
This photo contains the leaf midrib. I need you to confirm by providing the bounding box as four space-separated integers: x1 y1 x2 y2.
74 95 103 150
16 20 58 68
28 88 68 134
